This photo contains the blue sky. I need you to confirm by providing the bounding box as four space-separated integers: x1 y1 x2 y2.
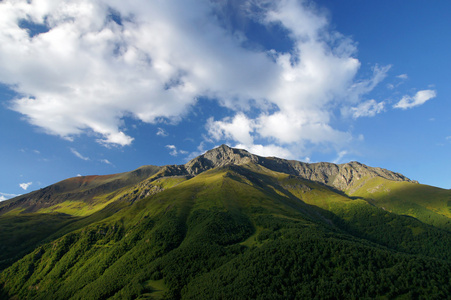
1 0 450 200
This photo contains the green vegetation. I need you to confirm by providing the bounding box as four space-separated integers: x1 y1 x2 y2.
350 177 451 230
0 213 78 270
1 158 451 299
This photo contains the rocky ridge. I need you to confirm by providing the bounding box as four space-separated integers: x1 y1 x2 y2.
182 144 416 191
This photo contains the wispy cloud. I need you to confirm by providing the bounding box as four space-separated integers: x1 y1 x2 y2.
156 128 169 137
333 150 349 164
388 73 408 90
100 159 113 165
350 99 385 119
166 145 177 156
70 148 89 161
19 182 32 190
0 192 20 201
393 90 436 110
165 144 187 157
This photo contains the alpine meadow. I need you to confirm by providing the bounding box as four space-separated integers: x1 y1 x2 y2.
1 145 451 299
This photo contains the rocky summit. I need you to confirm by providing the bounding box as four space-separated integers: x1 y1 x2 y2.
184 144 415 191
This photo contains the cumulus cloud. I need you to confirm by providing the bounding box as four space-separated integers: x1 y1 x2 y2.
204 0 387 155
0 0 429 160
235 143 294 159
207 114 255 146
393 90 436 110
0 0 275 146
70 148 89 160
350 99 385 119
19 182 32 190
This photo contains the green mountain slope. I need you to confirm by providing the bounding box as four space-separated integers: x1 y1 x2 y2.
0 165 163 216
1 145 451 299
342 176 451 231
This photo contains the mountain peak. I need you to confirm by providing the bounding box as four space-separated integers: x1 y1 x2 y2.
184 144 257 175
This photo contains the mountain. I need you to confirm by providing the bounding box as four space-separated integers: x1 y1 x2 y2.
0 144 416 216
1 145 451 299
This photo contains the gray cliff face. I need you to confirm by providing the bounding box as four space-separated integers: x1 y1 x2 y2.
184 144 259 175
183 145 416 191
283 160 415 191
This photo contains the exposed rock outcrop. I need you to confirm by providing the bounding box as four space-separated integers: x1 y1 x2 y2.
183 145 416 192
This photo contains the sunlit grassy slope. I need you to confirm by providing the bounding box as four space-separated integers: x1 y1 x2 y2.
348 177 451 229
2 162 451 299
0 165 163 217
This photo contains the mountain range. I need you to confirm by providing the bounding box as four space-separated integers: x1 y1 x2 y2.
1 145 451 299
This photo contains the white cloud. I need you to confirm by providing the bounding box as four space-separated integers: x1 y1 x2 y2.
100 159 112 165
207 114 255 146
0 0 276 146
0 0 429 160
19 182 32 190
0 192 20 201
70 148 89 161
165 144 188 157
393 90 436 110
346 65 391 103
350 99 385 119
333 150 348 164
397 74 408 79
235 143 294 159
156 127 169 137
204 1 388 155
165 144 178 156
